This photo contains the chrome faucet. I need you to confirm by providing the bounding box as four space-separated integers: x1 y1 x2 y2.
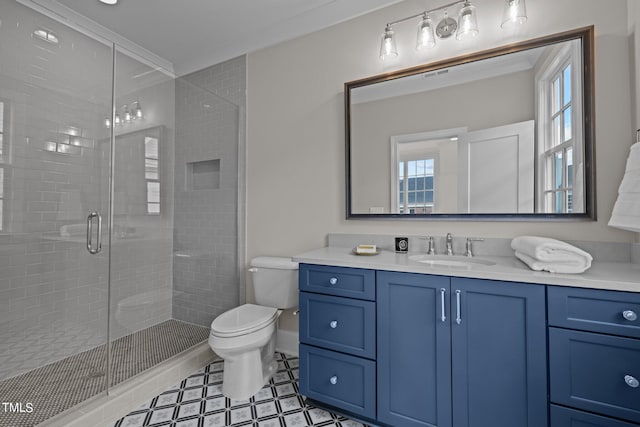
445 233 454 256
426 236 435 255
465 238 485 257
419 236 436 255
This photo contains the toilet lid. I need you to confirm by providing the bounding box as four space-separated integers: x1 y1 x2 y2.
211 304 278 337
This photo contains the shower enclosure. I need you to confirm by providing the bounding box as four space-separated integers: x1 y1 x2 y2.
0 2 243 425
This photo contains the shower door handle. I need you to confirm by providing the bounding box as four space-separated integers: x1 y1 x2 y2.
86 212 102 254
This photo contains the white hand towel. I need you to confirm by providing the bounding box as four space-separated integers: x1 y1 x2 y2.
514 251 590 274
511 236 593 273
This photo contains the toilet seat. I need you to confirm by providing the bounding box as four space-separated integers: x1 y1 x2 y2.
211 304 278 338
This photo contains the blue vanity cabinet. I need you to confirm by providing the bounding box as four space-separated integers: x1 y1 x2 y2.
450 277 548 427
376 272 547 427
548 287 640 426
377 271 452 427
298 263 377 420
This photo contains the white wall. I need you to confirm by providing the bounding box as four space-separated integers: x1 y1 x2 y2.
247 0 635 259
351 69 534 213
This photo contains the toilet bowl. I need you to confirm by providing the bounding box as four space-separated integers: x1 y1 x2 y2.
209 304 281 400
208 256 298 400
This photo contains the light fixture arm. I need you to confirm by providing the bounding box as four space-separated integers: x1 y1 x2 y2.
386 0 466 27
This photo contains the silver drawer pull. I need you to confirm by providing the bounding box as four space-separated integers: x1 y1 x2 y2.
440 288 446 323
623 310 638 321
455 290 462 325
329 320 338 329
625 375 639 388
329 277 338 285
329 375 338 385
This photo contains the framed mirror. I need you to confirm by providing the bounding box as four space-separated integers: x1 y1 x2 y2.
345 26 595 220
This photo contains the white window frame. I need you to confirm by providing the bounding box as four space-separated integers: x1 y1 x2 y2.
390 128 466 214
535 40 583 213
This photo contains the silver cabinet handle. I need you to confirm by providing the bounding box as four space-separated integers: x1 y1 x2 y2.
455 290 462 325
623 310 638 321
329 375 338 385
329 277 338 285
440 288 446 322
86 212 102 255
329 320 338 329
625 375 639 388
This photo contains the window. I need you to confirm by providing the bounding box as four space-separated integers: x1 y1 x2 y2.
536 41 581 214
398 158 435 214
144 136 160 214
544 63 574 213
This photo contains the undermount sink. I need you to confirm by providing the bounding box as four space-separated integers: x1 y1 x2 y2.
408 254 496 268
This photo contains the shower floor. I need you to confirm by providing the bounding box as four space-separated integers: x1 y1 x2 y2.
0 319 209 427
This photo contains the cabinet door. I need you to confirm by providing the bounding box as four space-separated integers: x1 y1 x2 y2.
377 271 451 427
450 278 547 427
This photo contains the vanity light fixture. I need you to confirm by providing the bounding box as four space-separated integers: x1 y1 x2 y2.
380 0 478 59
99 0 118 4
501 0 527 28
104 101 143 128
381 0 526 59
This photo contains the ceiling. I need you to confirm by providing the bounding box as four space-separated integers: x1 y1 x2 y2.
36 0 402 76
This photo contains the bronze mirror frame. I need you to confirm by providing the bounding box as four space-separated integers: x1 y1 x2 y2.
345 26 595 221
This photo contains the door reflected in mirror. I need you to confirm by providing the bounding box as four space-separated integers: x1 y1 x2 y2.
346 27 594 219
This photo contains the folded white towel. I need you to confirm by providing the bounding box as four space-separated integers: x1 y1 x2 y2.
511 236 593 273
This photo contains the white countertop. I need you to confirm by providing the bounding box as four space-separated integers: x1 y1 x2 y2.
293 247 640 293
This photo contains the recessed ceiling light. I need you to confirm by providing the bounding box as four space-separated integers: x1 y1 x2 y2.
99 0 118 4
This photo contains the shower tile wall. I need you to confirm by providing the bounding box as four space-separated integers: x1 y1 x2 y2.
172 56 246 327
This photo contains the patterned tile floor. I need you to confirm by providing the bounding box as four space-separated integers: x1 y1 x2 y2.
113 353 367 427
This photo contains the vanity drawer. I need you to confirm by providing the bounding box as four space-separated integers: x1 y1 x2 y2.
299 292 375 359
299 344 376 419
299 264 375 301
549 328 640 424
551 405 640 427
548 287 640 339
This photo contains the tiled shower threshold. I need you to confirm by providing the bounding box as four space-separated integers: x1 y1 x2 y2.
0 319 212 427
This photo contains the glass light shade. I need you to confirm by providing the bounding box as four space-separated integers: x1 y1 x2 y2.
133 101 143 119
104 117 111 128
123 105 131 122
501 0 527 28
380 26 398 60
114 113 121 125
456 2 479 40
416 15 436 49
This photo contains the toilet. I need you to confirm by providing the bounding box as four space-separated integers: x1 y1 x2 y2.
208 256 298 400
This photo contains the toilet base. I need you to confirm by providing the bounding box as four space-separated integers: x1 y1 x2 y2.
221 351 278 400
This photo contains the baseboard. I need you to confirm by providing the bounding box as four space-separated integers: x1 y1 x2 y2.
275 329 299 357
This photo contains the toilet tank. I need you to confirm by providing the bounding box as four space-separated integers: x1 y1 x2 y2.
250 256 298 309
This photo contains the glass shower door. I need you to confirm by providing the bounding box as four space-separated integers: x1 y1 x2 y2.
0 1 113 425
